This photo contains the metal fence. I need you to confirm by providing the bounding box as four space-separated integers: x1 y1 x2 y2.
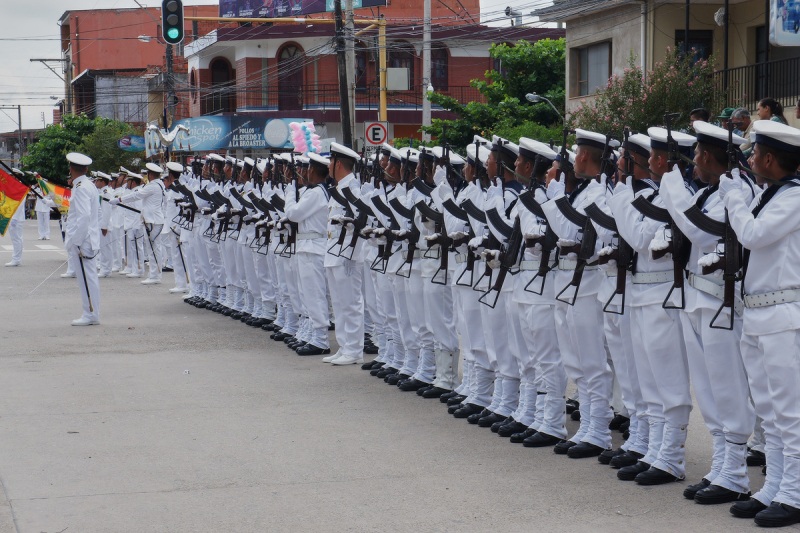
202 84 486 114
717 56 800 111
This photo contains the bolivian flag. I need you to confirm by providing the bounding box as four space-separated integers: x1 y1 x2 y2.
0 168 29 236
37 177 70 209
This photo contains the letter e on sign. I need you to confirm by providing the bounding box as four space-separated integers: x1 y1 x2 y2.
364 122 388 145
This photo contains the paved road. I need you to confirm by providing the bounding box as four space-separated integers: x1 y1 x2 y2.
0 221 767 532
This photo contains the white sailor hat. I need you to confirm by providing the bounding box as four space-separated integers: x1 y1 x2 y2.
93 171 111 181
626 133 652 158
518 138 558 161
647 127 696 154
207 153 225 163
691 121 746 149
752 120 800 153
473 135 491 146
296 156 310 167
11 168 24 176
119 166 131 176
145 162 164 174
553 147 577 166
308 153 330 168
235 159 245 168
111 173 120 178
66 152 92 166
225 156 236 165
574 129 621 150
418 147 437 162
127 172 143 181
243 157 255 168
165 161 184 174
406 148 420 164
381 142 394 156
430 146 464 166
389 147 403 165
466 143 491 166
330 142 360 162
491 135 520 158
256 159 267 174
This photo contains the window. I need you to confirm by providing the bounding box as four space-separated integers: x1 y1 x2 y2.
675 30 713 62
189 68 197 104
355 45 369 89
389 43 415 86
278 44 304 110
432 47 448 90
577 42 610 96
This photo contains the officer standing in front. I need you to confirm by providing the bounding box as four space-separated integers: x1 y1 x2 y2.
64 152 101 326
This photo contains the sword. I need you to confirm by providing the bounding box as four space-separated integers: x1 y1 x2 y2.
134 233 142 269
176 235 190 284
143 221 161 271
77 247 94 313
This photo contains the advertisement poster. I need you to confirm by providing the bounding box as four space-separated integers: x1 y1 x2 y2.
219 0 384 18
118 135 146 152
771 0 800 46
146 116 313 154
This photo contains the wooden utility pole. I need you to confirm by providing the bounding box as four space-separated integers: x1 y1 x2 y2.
334 0 354 148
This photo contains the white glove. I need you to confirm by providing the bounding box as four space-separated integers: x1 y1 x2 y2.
547 175 565 199
392 230 410 242
424 233 440 242
330 215 343 225
649 226 672 259
244 214 255 222
487 178 503 200
360 228 374 238
109 198 121 206
614 176 631 194
598 245 617 269
481 249 501 269
698 246 724 278
468 236 485 254
661 164 683 186
437 180 454 202
361 180 374 196
599 173 608 191
719 168 742 201
340 216 354 228
557 238 576 248
448 231 466 241
432 165 447 186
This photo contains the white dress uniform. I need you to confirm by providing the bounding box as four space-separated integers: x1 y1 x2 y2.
164 176 189 292
110 183 126 271
121 181 145 277
64 153 101 325
4 189 25 266
117 165 166 283
34 189 53 240
97 179 114 277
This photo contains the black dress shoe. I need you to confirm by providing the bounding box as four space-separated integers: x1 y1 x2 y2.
619 418 630 434
271 332 288 341
453 403 485 419
163 266 174 272
422 386 449 399
447 395 467 406
296 344 331 356
376 367 398 378
416 385 434 396
618 461 650 481
283 335 295 344
567 441 607 459
468 409 493 424
386 373 409 385
399 378 428 392
571 409 581 421
498 421 528 438
553 439 578 455
361 360 378 370
240 313 251 322
635 467 679 485
598 448 626 465
609 414 629 431
622 430 630 441
491 416 514 433
364 344 379 355
747 449 767 467
244 318 256 326
290 341 305 350
222 308 234 316
755 502 800 528
231 312 244 320
610 450 643 469
566 399 579 414
440 390 459 402
251 318 267 327
511 427 537 444
522 431 564 446
730 498 768 519
261 322 274 331
683 478 711 500
694 484 750 505
478 413 507 428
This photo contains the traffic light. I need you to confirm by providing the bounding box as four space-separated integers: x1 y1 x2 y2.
161 0 184 45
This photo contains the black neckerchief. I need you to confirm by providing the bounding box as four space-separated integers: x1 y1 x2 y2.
568 178 591 206
695 183 719 210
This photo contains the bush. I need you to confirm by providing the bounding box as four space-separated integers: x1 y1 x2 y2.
569 49 727 139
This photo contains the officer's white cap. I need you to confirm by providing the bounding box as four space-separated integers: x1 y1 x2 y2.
308 153 330 167
330 142 360 161
165 162 184 173
66 152 92 166
207 153 225 162
145 162 163 174
575 129 621 150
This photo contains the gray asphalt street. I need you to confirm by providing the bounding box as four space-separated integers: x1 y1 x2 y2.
0 220 769 532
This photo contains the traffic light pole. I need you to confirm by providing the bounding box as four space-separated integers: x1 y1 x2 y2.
165 43 176 129
334 0 353 148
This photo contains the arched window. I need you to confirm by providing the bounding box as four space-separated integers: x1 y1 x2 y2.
389 42 415 87
209 58 233 114
278 44 304 110
355 45 369 90
190 68 198 104
431 47 448 90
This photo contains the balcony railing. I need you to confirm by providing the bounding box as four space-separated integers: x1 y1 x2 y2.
201 84 486 114
716 56 800 111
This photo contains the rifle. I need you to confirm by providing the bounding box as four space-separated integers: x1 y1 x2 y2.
210 190 234 243
339 187 372 260
247 191 273 254
599 133 617 182
517 191 558 295
416 200 450 284
558 126 577 177
664 112 682 168
327 186 355 257
280 154 300 257
584 202 632 313
370 194 400 273
389 197 419 278
479 211 522 308
621 127 635 182
682 121 742 329
553 196 597 305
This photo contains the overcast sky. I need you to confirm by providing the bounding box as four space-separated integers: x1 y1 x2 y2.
0 0 549 134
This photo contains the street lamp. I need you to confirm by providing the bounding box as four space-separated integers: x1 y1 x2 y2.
526 92 564 123
138 35 153 43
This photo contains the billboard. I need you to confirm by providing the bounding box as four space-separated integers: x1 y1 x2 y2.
145 116 312 155
770 0 800 46
219 0 385 18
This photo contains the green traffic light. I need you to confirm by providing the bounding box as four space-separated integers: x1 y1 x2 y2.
167 28 180 39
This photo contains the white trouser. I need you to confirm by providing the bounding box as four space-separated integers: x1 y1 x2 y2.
604 304 647 455
239 242 260 307
374 270 396 364
98 230 113 275
111 227 123 269
326 261 364 358
505 294 529 421
519 301 568 438
164 229 189 289
37 215 50 239
363 262 381 340
143 224 165 281
8 219 23 263
401 271 434 380
255 248 276 318
740 331 784 507
681 306 754 493
298 252 329 349
631 303 691 479
70 246 101 322
481 291 519 417
127 228 144 276
458 284 491 408
285 253 303 322
388 273 409 370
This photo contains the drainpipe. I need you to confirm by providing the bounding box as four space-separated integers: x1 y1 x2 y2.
640 1 647 81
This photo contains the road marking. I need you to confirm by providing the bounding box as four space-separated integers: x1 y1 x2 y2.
35 244 60 250
1 245 12 251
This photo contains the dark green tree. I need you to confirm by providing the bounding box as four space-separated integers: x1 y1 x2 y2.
78 118 143 176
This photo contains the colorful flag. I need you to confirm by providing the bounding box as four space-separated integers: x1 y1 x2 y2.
0 168 30 236
38 177 70 209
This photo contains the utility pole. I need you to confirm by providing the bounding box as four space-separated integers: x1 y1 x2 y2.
17 106 23 164
345 0 356 148
421 0 431 142
165 43 176 129
334 0 353 147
